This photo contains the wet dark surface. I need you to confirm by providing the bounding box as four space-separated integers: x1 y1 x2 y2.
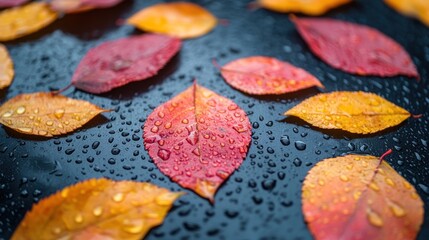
1 0 429 239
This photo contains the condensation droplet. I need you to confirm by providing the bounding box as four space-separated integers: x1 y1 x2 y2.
366 209 383 227
74 213 83 223
93 206 103 217
2 111 12 117
389 202 406 217
16 106 26 114
113 192 124 202
157 149 171 161
54 109 65 119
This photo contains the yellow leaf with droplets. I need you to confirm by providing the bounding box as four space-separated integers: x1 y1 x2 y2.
11 178 183 240
0 44 14 89
258 0 351 15
0 2 58 41
0 92 109 137
127 2 217 39
302 152 424 240
284 91 410 134
384 0 429 27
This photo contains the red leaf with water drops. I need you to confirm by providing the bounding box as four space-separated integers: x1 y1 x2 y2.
50 0 124 13
0 0 28 7
302 151 424 240
143 83 251 202
71 34 181 94
292 17 419 78
218 56 323 95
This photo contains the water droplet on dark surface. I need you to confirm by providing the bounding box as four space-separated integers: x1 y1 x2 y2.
280 135 290 146
262 179 276 191
294 141 306 151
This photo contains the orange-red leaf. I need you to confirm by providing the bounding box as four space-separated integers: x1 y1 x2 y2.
292 17 419 78
0 0 29 8
302 153 424 240
219 56 323 95
12 178 183 240
258 0 351 15
285 91 410 134
50 0 124 14
0 2 58 41
0 92 109 137
0 43 14 89
384 0 429 27
143 83 251 202
127 2 217 39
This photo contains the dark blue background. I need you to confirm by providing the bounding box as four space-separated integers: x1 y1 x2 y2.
0 0 428 239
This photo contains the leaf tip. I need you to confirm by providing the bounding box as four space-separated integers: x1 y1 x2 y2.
195 179 219 203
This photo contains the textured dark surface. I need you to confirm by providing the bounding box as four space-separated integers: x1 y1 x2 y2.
0 0 428 239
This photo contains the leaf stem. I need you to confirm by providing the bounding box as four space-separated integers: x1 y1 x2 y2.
51 83 73 95
379 149 393 161
412 114 423 119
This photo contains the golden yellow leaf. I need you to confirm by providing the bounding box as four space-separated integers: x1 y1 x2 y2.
384 0 429 27
285 91 410 134
258 0 351 15
0 92 109 137
127 2 217 39
12 178 183 240
0 2 58 41
0 44 14 89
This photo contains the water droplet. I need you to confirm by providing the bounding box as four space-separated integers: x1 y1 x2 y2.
186 131 198 145
2 111 12 117
233 124 248 133
17 127 32 133
182 119 189 124
280 135 290 146
16 106 26 114
151 126 159 133
45 120 54 126
294 141 306 151
389 202 405 217
74 213 83 223
262 179 276 191
216 170 229 179
366 209 383 227
340 175 349 182
318 179 325 186
157 149 171 161
113 192 124 202
38 130 48 136
385 178 395 187
93 206 103 216
54 109 65 119
122 219 144 234
369 182 380 191
293 158 302 167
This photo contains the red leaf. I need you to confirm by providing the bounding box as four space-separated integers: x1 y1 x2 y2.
71 34 181 94
219 56 323 95
0 0 28 8
143 83 251 202
292 17 419 78
50 0 124 13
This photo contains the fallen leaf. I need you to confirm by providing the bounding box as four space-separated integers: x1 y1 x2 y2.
0 44 14 89
219 56 323 95
143 83 251 202
258 0 351 15
71 34 181 94
0 0 29 8
292 17 419 78
50 0 124 13
0 2 58 41
302 151 424 240
384 0 429 27
0 92 109 137
127 2 217 39
285 91 410 134
12 178 183 240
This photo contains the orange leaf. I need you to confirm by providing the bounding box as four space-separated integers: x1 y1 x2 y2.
0 44 14 89
127 2 217 39
12 178 183 240
0 92 109 137
144 83 251 202
258 0 351 15
302 152 424 240
384 0 429 27
0 2 58 41
219 56 323 95
285 91 410 134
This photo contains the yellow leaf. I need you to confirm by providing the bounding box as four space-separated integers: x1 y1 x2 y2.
0 2 58 41
384 0 429 27
0 44 14 89
127 2 217 39
285 91 410 134
0 92 109 137
258 0 352 15
11 178 183 240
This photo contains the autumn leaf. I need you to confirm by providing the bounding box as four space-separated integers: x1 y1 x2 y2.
302 151 424 240
218 56 323 95
384 0 429 27
0 0 29 8
0 92 109 137
50 0 124 14
292 17 419 78
71 34 181 94
143 83 251 202
0 2 58 41
127 2 217 39
0 44 14 89
12 178 183 240
285 91 411 134
258 0 351 15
